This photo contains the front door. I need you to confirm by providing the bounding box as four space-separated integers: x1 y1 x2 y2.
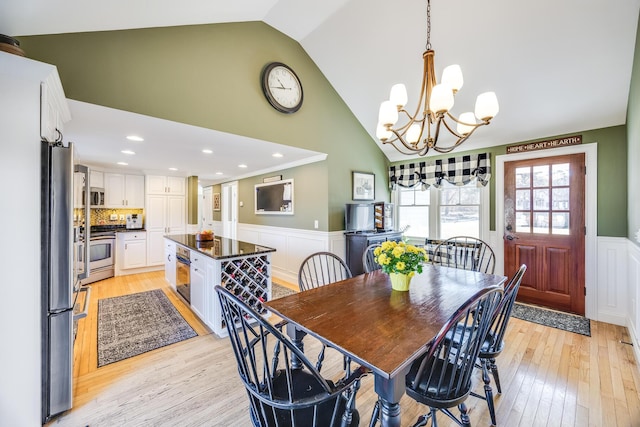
503 153 585 315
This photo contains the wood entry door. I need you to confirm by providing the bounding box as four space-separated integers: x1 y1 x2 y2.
503 153 585 315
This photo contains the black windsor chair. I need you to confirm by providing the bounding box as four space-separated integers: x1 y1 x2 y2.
298 252 354 373
298 252 353 291
369 285 503 427
470 264 527 426
431 236 496 274
362 244 382 274
215 285 368 427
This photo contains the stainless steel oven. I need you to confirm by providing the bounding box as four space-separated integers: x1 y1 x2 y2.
176 245 190 303
81 231 115 284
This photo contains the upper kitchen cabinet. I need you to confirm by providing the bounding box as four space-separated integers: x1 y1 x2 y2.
104 173 145 208
90 170 104 188
146 175 185 196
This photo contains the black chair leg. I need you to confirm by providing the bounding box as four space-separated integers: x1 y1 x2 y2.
369 401 379 427
458 402 470 427
412 412 431 427
481 359 497 426
489 357 502 394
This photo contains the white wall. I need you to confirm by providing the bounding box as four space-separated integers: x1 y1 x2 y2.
0 65 43 425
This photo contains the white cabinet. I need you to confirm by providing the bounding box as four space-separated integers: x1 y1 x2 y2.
146 175 185 195
105 173 145 208
117 231 147 270
40 80 69 143
190 252 207 321
164 239 177 289
147 194 186 266
90 170 104 188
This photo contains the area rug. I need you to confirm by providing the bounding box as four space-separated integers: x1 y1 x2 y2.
97 289 197 367
272 282 298 299
511 302 591 336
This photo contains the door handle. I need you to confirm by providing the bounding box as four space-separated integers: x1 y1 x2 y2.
73 286 91 321
505 235 519 241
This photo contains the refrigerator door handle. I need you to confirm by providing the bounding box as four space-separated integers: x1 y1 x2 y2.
73 286 91 321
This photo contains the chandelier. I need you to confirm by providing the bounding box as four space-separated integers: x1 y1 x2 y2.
376 0 499 156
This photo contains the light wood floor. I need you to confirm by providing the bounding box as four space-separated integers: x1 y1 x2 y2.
47 271 640 427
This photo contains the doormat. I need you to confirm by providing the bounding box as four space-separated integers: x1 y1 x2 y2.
511 302 591 337
97 289 197 367
271 282 298 299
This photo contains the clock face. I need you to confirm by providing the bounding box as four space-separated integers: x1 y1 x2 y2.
261 62 303 114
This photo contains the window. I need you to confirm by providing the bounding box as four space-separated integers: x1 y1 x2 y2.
396 180 486 241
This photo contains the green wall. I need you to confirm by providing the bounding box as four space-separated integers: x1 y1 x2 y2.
391 125 628 237
18 22 389 232
627 12 640 246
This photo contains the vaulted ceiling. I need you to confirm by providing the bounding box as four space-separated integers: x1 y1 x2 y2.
2 0 639 181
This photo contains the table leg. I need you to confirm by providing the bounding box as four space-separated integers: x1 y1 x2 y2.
285 323 306 369
373 370 407 427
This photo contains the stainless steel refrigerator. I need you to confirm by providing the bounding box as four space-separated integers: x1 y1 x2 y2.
41 140 90 423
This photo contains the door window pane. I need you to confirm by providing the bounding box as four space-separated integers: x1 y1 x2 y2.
515 212 530 233
533 189 549 210
552 213 570 235
533 212 549 233
516 190 530 210
552 163 570 186
552 188 570 210
533 165 549 187
515 167 530 188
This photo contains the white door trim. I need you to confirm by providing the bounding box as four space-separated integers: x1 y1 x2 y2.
222 181 238 239
495 143 598 319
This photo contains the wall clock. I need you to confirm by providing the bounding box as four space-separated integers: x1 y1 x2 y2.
261 62 303 114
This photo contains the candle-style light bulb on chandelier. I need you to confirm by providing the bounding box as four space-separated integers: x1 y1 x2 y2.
376 0 499 156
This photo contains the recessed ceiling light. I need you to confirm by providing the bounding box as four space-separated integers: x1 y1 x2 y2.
215 172 223 175
272 153 283 158
202 149 213 154
117 162 128 166
126 135 144 142
238 164 247 168
169 167 178 171
121 150 136 155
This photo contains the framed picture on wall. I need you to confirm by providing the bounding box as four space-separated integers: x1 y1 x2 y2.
213 193 221 211
352 171 375 201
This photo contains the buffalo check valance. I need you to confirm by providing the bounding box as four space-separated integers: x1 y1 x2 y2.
389 153 491 189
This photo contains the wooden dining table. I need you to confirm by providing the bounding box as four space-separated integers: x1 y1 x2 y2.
265 265 507 427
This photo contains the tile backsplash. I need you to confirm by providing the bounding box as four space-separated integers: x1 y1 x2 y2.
91 208 144 226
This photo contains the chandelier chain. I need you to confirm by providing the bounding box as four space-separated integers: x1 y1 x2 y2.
426 0 431 50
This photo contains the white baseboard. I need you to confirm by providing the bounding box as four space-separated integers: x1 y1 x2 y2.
116 264 163 277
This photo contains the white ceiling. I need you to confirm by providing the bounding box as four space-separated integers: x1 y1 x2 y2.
2 0 639 182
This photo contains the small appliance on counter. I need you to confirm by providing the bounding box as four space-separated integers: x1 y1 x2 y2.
125 213 143 229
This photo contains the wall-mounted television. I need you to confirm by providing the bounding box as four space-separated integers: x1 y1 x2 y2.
255 179 294 215
345 203 375 232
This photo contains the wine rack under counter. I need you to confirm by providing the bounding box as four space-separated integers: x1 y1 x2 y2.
163 234 275 337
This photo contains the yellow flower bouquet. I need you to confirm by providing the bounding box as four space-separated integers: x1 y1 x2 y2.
374 241 429 276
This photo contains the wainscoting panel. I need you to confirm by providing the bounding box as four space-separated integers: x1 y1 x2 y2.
236 224 347 285
596 236 628 326
628 241 640 365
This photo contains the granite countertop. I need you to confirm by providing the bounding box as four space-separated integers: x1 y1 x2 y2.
165 234 276 260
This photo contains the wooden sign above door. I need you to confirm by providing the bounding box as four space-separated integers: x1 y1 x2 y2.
506 135 582 154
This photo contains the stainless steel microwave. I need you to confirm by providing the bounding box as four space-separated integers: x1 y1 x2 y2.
89 187 105 207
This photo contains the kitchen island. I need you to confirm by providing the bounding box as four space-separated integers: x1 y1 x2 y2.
164 234 276 337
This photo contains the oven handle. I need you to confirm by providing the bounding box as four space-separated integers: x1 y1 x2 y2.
73 286 91 321
176 255 191 265
90 235 116 241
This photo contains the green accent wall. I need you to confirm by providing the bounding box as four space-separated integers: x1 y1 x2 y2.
627 12 640 246
18 22 389 232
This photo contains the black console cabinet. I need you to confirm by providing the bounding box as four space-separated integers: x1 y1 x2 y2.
345 231 403 276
